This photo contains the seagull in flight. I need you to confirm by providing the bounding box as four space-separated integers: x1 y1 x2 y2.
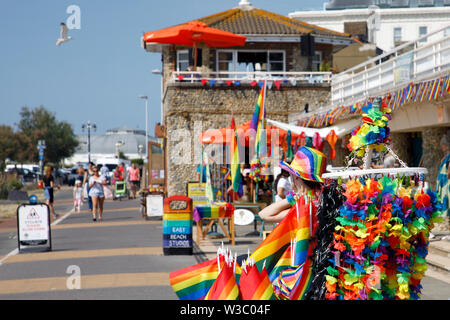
56 22 73 46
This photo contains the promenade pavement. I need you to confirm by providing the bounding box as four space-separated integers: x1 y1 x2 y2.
0 187 448 300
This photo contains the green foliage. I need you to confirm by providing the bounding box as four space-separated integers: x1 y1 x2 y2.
131 158 144 166
0 173 23 200
17 106 79 164
0 125 20 170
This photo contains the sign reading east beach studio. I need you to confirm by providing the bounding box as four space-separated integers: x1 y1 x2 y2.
17 204 51 250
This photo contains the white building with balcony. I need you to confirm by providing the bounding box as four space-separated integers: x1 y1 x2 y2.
289 0 450 52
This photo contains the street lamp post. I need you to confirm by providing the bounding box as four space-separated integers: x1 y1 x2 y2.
139 95 149 187
82 121 96 164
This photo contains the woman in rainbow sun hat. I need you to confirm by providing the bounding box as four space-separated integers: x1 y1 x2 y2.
259 146 327 223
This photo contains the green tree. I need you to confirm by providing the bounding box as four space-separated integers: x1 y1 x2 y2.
0 125 19 170
18 106 78 164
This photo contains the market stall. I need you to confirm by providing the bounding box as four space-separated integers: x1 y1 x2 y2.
168 94 444 300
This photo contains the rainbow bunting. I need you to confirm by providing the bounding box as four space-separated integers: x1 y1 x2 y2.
205 263 239 300
230 116 243 197
169 257 222 300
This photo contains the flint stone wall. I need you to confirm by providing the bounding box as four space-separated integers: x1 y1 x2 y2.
164 84 331 196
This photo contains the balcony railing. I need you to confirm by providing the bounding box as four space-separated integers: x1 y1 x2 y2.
331 24 450 106
170 71 332 85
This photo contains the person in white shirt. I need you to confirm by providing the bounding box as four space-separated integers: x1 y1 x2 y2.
88 167 107 221
274 170 293 202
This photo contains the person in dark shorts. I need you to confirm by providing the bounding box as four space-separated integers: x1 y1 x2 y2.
43 165 59 220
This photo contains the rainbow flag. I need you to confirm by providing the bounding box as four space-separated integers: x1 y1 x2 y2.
239 264 275 300
249 197 311 274
169 258 221 300
230 116 243 196
205 264 239 300
268 244 292 282
250 81 267 157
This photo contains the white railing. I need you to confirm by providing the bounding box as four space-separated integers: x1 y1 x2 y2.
332 24 450 106
170 71 332 85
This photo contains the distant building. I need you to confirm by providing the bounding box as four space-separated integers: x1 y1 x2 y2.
289 0 450 52
65 126 158 166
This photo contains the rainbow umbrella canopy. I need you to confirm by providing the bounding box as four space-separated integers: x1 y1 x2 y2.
144 21 247 70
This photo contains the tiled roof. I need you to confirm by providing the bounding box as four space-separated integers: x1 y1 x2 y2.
193 7 349 38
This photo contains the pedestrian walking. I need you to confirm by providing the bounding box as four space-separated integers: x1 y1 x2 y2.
100 164 110 183
83 162 95 213
128 163 140 199
73 179 83 212
43 165 59 220
88 166 107 221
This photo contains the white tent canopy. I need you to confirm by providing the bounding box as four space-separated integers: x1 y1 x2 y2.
266 118 360 138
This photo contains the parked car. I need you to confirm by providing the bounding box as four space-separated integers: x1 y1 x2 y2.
5 167 37 183
54 168 69 185
68 167 80 186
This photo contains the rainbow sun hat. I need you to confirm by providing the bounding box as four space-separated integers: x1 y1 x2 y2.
279 146 327 183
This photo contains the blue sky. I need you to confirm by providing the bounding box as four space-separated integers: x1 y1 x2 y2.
0 0 326 135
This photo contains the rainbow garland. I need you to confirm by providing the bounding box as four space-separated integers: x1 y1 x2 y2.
325 177 443 300
347 98 392 157
297 73 450 128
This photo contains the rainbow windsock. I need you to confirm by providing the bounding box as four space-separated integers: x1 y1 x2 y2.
230 116 243 196
250 81 267 157
205 263 239 300
169 257 222 300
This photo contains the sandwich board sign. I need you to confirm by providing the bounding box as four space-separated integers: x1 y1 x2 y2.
17 203 52 252
146 194 164 218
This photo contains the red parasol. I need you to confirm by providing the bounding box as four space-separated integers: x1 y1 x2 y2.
144 21 246 70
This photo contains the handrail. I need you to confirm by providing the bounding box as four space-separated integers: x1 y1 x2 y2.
334 23 450 81
170 71 333 84
331 24 450 106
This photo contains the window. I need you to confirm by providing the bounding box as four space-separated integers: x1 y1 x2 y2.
394 27 402 43
312 51 322 71
444 27 450 37
177 49 202 71
218 51 234 72
216 50 285 75
177 50 189 71
419 26 428 43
